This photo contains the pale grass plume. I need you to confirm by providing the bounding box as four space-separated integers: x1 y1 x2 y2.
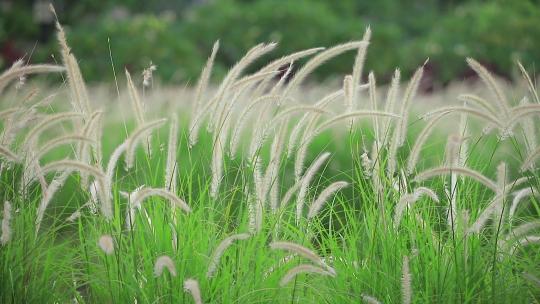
50 9 92 115
154 255 177 277
420 106 503 129
141 62 156 88
406 113 448 175
401 255 412 304
297 111 398 179
123 185 145 230
35 170 72 233
98 234 114 255
125 119 167 170
519 98 537 154
307 181 349 219
382 69 401 144
517 61 540 103
360 151 372 177
189 42 219 147
257 47 324 75
278 264 336 287
268 105 330 129
263 254 297 278
466 194 503 235
457 109 469 168
77 111 103 186
125 69 146 126
210 42 277 134
509 188 538 223
351 26 371 102
311 111 399 139
210 133 225 198
343 75 354 125
466 57 510 118
445 134 463 228
105 142 127 198
0 62 64 93
43 134 94 162
270 62 294 95
66 54 92 114
457 94 498 117
184 279 203 304
393 187 439 229
165 115 178 193
264 123 288 212
0 144 20 163
279 181 301 211
504 220 540 244
296 152 331 221
395 64 424 147
521 146 540 172
361 294 381 304
40 160 104 179
131 187 191 214
206 233 251 278
414 166 497 192
287 89 342 157
250 193 264 234
509 235 540 255
229 95 281 158
368 72 381 143
283 41 368 97
292 107 333 181
1 201 12 245
270 241 334 274
232 70 280 91
23 112 84 151
192 41 220 121
371 142 383 201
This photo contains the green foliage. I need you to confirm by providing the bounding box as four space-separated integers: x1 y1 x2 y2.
6 1 540 83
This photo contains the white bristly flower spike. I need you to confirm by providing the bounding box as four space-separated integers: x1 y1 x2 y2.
154 255 177 277
184 278 203 304
142 62 157 88
207 233 251 278
1 201 12 245
98 234 114 255
401 255 412 304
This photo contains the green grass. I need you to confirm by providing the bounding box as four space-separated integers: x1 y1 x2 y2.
1 116 539 303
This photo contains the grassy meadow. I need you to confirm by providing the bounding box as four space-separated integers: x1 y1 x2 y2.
0 19 540 304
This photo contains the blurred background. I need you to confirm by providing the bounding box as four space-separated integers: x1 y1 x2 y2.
1 0 539 87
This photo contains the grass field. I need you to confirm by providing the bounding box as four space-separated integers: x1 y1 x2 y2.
0 18 539 304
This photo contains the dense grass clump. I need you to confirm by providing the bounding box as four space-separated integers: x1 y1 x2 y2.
0 11 539 304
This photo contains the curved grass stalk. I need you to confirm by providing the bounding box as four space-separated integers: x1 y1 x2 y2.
0 144 20 163
0 63 64 93
458 94 499 118
270 241 334 274
125 119 167 169
296 152 331 222
229 95 281 157
420 106 503 128
307 181 348 219
206 233 251 278
191 40 220 122
278 264 335 287
414 166 497 192
466 58 510 118
517 61 539 103
283 41 367 97
521 146 540 172
395 65 424 147
406 113 448 175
